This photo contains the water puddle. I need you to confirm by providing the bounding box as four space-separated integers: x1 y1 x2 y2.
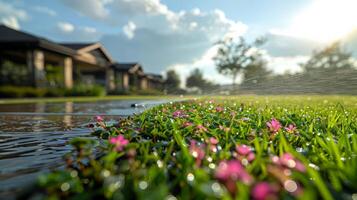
0 99 168 199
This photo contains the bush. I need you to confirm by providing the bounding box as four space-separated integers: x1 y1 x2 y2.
65 84 106 97
0 85 106 98
0 86 46 98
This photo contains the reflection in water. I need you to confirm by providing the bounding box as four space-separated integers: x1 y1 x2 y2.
0 99 168 199
63 102 73 128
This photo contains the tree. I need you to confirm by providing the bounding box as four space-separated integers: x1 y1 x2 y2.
299 42 357 94
213 37 265 85
164 69 181 93
186 68 207 89
240 61 272 91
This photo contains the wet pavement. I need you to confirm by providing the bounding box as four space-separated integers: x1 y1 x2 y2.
0 99 168 199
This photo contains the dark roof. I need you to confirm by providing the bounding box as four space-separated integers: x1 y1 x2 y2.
60 43 96 50
146 73 163 79
111 63 140 71
0 25 75 56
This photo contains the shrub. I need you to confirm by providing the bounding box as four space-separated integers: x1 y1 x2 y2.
65 84 106 97
0 86 46 98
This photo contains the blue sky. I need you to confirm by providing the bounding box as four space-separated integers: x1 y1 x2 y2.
1 0 357 85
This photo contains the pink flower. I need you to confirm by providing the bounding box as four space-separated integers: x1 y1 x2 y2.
251 182 277 200
215 160 253 196
236 145 255 163
209 137 218 145
272 153 306 172
236 145 251 155
196 124 208 132
266 118 282 133
183 121 193 127
189 140 205 166
230 111 237 117
172 110 187 118
109 135 129 151
219 125 230 132
215 160 253 185
216 106 224 112
207 137 218 152
285 124 297 134
95 115 104 122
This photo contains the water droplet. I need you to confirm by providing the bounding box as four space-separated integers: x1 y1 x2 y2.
61 182 70 192
187 173 195 182
157 160 163 168
308 163 320 170
102 169 110 178
284 180 298 193
166 195 177 200
241 158 248 166
211 182 223 195
139 181 148 190
287 160 296 168
70 170 78 178
352 193 357 200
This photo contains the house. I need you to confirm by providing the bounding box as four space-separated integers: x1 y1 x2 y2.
146 73 164 90
61 42 115 90
0 25 115 90
111 62 147 91
0 25 163 93
0 25 76 88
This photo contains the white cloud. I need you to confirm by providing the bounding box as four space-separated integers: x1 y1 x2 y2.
61 0 112 19
2 16 20 30
122 21 136 39
0 1 27 30
265 54 309 74
33 6 57 16
82 26 97 34
57 21 75 33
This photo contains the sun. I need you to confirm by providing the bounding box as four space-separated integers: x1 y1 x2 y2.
283 0 357 43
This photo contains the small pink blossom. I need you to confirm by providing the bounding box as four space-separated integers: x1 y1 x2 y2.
215 160 253 195
236 145 251 155
230 111 237 117
236 145 255 163
216 106 224 112
182 121 193 127
219 125 230 132
272 153 306 172
207 137 218 152
95 115 104 122
266 118 282 133
285 124 297 134
251 182 277 200
209 137 218 145
215 160 253 185
189 140 205 166
109 135 129 151
196 124 208 132
172 110 187 118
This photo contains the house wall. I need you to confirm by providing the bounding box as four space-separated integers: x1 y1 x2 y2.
0 49 73 88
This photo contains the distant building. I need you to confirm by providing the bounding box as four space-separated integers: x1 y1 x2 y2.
0 25 163 93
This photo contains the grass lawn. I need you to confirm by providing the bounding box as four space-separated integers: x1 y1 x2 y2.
26 95 357 199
